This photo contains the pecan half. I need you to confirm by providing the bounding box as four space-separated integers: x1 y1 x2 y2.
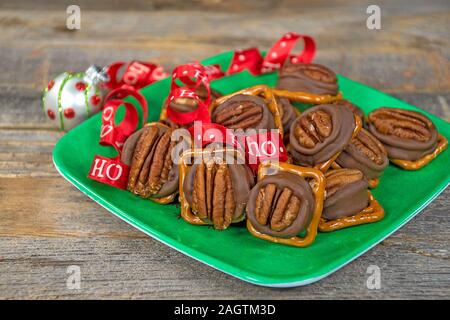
145 129 175 195
191 161 235 230
336 128 388 179
277 63 339 95
183 152 254 230
368 108 434 142
212 94 276 131
254 184 301 231
294 110 332 148
325 169 364 198
289 104 356 166
246 172 315 238
350 129 386 165
367 107 439 161
213 100 263 129
127 126 160 192
122 124 184 199
281 63 336 84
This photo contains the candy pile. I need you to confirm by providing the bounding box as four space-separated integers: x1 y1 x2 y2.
87 34 448 247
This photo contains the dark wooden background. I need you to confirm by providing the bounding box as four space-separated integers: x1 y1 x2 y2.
1 0 449 299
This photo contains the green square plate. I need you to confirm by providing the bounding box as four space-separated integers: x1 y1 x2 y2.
53 51 450 287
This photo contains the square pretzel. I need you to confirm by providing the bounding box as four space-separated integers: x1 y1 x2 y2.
246 162 326 247
178 147 247 226
318 191 385 232
271 88 343 105
390 134 448 170
298 113 363 173
210 85 285 139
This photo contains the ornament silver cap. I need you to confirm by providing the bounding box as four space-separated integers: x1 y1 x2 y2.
84 65 109 85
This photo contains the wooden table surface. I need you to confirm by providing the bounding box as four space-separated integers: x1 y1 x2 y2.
1 0 449 299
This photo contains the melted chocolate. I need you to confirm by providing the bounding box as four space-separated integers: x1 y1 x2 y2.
367 107 439 161
121 123 190 198
333 100 364 121
246 172 315 238
289 104 355 166
212 94 276 131
276 97 297 133
323 171 369 220
277 62 339 96
183 159 254 222
336 128 388 179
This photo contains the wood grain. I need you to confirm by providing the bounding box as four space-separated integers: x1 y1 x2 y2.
0 0 449 299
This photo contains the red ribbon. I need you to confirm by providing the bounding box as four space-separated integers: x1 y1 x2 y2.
226 48 264 75
187 122 287 173
104 61 168 91
88 155 130 189
244 131 288 172
166 63 212 124
98 99 138 151
88 87 147 189
188 122 240 149
104 87 148 127
166 32 315 125
166 88 211 125
203 64 225 80
227 32 316 75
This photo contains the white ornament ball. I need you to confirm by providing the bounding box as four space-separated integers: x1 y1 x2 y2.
42 68 105 131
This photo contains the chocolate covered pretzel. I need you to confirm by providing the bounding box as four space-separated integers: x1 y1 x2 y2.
289 103 361 171
335 128 388 187
322 169 368 220
246 162 325 247
180 148 254 230
367 107 448 170
121 122 191 203
319 169 384 232
211 94 278 131
277 62 339 96
211 85 344 138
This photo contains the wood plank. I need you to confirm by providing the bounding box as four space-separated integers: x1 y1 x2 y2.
0 177 449 299
0 8 449 93
1 0 449 12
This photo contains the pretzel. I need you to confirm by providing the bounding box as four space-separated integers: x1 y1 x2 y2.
178 147 247 226
210 85 284 138
246 162 325 247
313 114 363 173
126 122 180 204
318 191 384 232
390 134 448 170
271 88 343 104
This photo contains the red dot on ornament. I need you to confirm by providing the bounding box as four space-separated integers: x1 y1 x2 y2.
47 80 55 91
64 108 76 119
47 109 55 120
75 81 87 91
90 94 101 106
